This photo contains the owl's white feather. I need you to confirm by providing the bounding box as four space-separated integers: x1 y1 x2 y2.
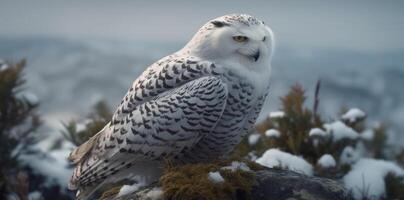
68 14 274 199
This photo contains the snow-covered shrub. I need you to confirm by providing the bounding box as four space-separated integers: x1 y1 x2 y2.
0 60 75 199
343 159 404 200
0 60 41 199
232 83 404 200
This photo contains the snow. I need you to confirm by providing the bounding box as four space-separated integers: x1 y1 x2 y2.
343 158 404 200
118 181 147 197
317 154 336 168
18 138 75 187
324 121 359 142
248 151 258 161
145 188 164 200
340 146 360 165
75 119 93 132
309 128 329 138
74 119 97 133
8 191 43 200
208 171 225 183
265 129 281 138
0 60 9 71
248 133 261 146
221 161 251 172
28 191 43 200
342 108 366 123
19 92 39 105
256 149 313 176
269 111 285 119
360 129 374 141
75 122 87 133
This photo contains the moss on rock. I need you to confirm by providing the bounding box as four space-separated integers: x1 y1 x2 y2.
159 159 262 200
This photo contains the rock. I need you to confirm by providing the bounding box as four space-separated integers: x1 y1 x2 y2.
110 167 352 200
251 168 352 200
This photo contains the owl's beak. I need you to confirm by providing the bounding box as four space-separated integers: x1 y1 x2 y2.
238 48 260 62
251 51 260 62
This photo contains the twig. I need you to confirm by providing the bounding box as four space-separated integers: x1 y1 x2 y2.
313 79 321 117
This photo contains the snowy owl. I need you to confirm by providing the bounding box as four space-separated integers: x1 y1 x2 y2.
68 14 274 199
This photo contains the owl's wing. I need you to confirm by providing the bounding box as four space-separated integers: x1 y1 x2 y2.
68 57 220 164
69 75 228 193
111 57 221 126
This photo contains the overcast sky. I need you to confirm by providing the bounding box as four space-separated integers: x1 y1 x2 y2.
1 0 404 53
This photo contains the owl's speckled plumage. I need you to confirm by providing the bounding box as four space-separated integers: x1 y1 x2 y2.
68 14 274 199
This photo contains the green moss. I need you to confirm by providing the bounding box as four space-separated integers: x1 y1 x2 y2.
159 159 261 200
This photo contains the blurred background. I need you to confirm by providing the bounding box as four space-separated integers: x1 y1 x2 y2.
0 0 404 199
1 0 403 144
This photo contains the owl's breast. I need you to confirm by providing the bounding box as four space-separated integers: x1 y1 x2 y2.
173 67 269 163
214 71 265 133
193 71 267 158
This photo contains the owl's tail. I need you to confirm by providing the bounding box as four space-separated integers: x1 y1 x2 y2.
74 182 105 200
67 123 110 200
69 157 108 200
68 122 163 199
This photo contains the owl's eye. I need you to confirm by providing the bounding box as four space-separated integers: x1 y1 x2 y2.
232 36 249 43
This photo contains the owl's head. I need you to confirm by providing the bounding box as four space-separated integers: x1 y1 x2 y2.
184 14 274 68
